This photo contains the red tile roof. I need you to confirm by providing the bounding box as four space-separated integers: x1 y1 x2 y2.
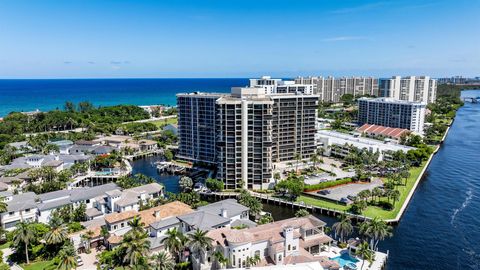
358 124 409 139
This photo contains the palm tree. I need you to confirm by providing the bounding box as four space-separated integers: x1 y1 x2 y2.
150 251 175 270
310 153 319 168
294 152 301 172
371 187 383 203
332 213 353 243
162 228 185 261
122 231 151 267
45 219 68 245
81 230 95 252
56 244 78 270
213 251 229 269
399 167 410 186
128 216 145 234
355 241 375 270
12 222 35 264
187 229 213 263
389 189 401 207
0 197 7 227
359 217 393 250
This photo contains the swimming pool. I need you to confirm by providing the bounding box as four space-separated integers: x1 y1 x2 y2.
330 252 359 268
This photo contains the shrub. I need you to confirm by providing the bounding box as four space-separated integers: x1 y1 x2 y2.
206 178 224 192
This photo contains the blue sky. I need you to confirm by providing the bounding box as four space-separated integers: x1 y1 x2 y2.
0 0 479 78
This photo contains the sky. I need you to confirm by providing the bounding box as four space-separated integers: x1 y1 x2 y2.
0 0 479 78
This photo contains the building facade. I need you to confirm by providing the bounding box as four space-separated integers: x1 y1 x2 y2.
358 97 426 134
295 76 379 103
177 88 318 190
379 76 437 103
176 93 226 164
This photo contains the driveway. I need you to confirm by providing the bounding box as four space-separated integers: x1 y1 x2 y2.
78 248 100 270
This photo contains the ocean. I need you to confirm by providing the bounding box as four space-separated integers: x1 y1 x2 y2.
0 78 249 117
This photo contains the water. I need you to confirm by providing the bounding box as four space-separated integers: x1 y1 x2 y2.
130 155 181 193
265 90 480 270
0 78 247 116
331 253 360 268
130 90 480 270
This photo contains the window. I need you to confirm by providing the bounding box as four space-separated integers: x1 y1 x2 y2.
86 199 90 204
25 209 30 212
9 212 14 216
255 250 260 257
288 244 291 251
121 223 125 228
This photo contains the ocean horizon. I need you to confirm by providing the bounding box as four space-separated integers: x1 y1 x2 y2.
0 78 250 117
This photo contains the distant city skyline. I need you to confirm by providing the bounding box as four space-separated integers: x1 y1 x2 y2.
0 0 479 78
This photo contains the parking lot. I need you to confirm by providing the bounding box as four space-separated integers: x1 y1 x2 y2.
306 178 384 203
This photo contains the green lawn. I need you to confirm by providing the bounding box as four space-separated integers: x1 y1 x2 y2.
0 241 10 249
21 260 56 270
295 162 428 220
150 117 177 128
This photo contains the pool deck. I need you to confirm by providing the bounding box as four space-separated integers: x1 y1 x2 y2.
318 247 388 270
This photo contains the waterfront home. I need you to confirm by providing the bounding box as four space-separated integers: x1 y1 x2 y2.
0 176 27 191
101 182 164 213
48 139 74 154
1 153 92 171
6 141 34 155
104 201 194 249
69 144 116 155
0 192 37 230
196 215 333 270
37 183 120 223
138 139 158 152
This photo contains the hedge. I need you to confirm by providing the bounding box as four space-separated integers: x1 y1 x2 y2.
303 178 353 192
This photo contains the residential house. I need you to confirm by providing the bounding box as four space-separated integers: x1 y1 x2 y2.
199 216 333 270
0 192 38 230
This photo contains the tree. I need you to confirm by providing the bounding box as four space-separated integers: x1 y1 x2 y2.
179 176 193 192
356 241 375 270
273 172 281 183
45 218 68 245
213 251 229 269
164 149 174 161
187 229 213 263
359 217 393 250
389 189 401 206
72 202 87 222
257 215 274 225
128 216 145 234
12 222 35 264
206 178 224 192
371 187 383 203
295 209 310 218
0 197 7 214
294 152 301 172
121 230 150 267
81 230 95 252
150 251 175 270
332 213 353 243
340 94 355 106
310 153 320 169
238 190 263 217
162 228 185 261
56 244 77 270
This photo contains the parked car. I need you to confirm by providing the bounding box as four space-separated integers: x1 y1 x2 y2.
77 257 84 266
347 195 357 201
317 190 331 195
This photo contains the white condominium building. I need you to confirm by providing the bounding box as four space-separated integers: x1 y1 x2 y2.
358 97 426 135
177 87 318 190
379 76 437 103
295 76 379 103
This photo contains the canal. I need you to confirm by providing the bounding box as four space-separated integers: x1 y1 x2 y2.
131 90 480 270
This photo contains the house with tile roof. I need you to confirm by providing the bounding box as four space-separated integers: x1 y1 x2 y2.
197 215 334 270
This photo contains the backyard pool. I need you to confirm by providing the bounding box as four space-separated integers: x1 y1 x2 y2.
330 252 359 268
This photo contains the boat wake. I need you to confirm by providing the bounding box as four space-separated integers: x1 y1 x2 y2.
450 188 473 225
